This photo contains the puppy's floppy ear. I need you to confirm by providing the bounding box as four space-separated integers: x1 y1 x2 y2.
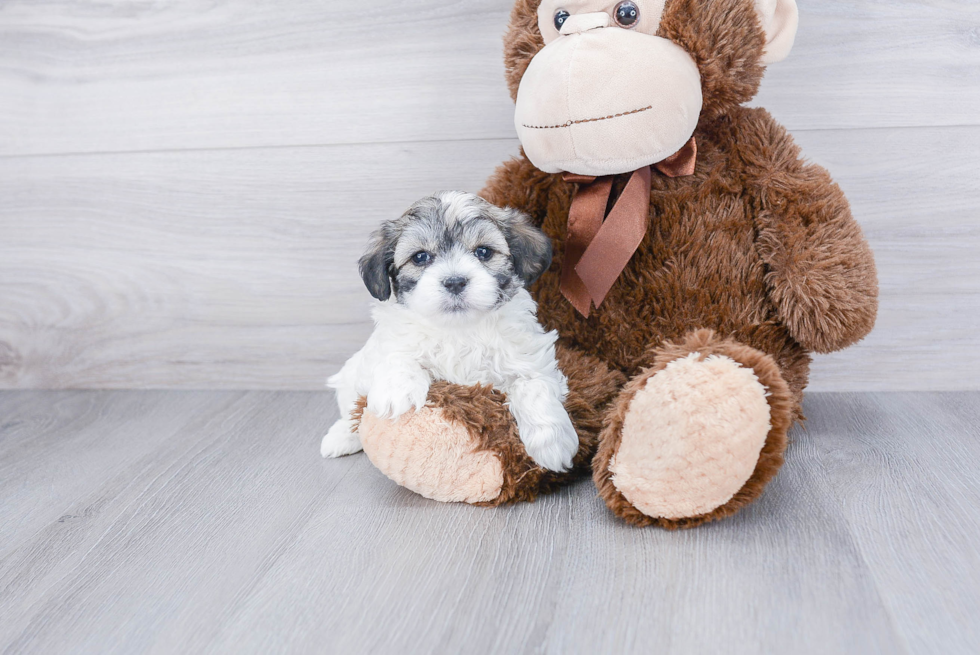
358 222 399 301
500 208 552 287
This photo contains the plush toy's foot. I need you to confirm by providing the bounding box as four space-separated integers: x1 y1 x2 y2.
355 347 624 506
594 330 795 529
357 397 506 504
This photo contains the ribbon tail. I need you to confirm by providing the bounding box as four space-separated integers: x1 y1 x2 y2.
560 175 612 317
559 276 593 318
574 166 652 308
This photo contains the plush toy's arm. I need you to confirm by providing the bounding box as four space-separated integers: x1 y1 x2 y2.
740 109 878 354
479 152 557 227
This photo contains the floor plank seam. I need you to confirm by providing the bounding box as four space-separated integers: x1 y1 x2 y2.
803 427 916 655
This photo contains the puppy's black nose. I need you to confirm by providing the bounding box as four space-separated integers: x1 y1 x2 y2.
442 276 468 295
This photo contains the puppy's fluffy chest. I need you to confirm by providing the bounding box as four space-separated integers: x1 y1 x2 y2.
369 289 558 389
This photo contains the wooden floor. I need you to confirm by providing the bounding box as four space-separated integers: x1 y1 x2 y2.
1 391 978 654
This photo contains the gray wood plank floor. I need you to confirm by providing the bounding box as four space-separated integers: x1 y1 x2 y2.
1 391 977 654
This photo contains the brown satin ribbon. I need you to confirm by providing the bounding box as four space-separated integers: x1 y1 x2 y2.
560 137 698 317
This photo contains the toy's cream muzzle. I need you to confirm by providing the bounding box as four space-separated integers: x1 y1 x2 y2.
514 12 703 177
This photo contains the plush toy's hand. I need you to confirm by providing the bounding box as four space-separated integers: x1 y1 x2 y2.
320 418 363 458
367 368 430 420
745 108 878 353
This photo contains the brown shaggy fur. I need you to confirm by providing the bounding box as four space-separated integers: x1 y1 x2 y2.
658 0 767 119
503 0 544 101
478 0 878 526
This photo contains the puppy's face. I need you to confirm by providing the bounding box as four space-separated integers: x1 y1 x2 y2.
359 192 552 321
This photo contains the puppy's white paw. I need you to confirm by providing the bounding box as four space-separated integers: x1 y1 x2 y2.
321 419 363 458
366 371 429 420
520 413 578 472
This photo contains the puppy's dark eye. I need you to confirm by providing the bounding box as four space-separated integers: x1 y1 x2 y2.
411 251 432 266
614 1 639 28
553 9 570 31
474 246 493 261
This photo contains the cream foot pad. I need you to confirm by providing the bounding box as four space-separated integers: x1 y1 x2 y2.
610 353 772 519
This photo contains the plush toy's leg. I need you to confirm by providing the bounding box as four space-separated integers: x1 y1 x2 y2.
356 347 624 506
593 330 795 529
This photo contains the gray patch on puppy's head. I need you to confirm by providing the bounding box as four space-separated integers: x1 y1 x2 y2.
477 202 553 288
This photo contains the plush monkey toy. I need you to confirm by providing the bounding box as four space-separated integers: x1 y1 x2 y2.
355 0 878 528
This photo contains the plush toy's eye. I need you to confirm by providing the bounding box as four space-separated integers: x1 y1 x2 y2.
553 9 570 32
474 246 493 261
613 1 639 28
412 251 432 266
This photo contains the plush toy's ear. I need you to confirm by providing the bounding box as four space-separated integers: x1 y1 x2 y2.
500 208 553 288
755 0 799 64
358 223 398 301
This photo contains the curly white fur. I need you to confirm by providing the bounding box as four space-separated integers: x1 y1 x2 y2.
321 289 577 472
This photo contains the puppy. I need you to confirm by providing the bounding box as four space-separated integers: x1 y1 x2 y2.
320 191 578 472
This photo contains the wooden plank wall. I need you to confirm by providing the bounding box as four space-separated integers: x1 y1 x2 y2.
1 0 978 391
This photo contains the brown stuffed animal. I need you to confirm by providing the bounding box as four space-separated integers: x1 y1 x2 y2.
356 0 877 528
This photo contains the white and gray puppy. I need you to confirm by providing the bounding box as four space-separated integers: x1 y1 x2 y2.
320 191 578 472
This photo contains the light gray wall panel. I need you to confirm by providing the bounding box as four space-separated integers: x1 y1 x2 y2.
0 0 977 390
0 140 521 389
798 125 980 391
1 127 977 390
0 1 977 157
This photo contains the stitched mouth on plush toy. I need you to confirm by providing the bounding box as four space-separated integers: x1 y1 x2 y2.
522 105 654 130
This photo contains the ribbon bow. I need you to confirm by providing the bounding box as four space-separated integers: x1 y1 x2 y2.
559 137 698 317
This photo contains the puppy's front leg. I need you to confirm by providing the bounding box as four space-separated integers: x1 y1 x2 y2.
506 377 577 472
321 416 363 458
366 361 431 421
322 366 364 458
